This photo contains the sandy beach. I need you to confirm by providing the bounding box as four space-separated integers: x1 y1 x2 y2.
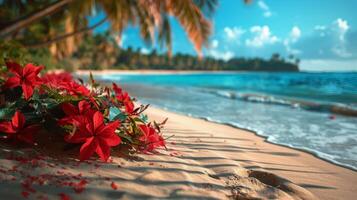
0 106 356 199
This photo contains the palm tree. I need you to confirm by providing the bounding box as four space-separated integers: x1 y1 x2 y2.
1 0 221 57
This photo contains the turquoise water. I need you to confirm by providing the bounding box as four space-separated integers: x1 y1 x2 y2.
97 72 357 170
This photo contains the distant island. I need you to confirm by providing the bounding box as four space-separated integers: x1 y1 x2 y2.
1 32 299 72
73 33 299 72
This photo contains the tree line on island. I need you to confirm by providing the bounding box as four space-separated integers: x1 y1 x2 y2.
73 33 299 72
1 32 299 72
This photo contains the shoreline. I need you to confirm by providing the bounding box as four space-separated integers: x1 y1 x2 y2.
200 114 357 172
145 106 357 199
157 105 357 172
167 106 357 172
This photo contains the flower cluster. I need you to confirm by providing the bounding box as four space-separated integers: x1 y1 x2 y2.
0 61 166 162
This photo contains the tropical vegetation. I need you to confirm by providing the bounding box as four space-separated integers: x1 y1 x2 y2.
0 61 167 162
0 0 218 61
0 0 297 72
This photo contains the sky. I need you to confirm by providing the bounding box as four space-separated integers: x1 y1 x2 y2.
91 0 357 71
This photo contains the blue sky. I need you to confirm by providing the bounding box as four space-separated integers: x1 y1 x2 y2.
91 0 357 71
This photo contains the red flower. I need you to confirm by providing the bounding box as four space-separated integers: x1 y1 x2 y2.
58 100 95 125
62 81 91 97
42 72 73 89
138 125 165 152
64 111 121 162
62 100 92 116
0 111 39 144
112 83 122 94
4 62 43 100
113 83 134 113
42 72 92 98
117 92 134 113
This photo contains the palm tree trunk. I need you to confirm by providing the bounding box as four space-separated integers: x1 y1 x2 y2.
26 17 108 49
0 0 73 37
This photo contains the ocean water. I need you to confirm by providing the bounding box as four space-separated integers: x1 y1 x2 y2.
96 72 357 170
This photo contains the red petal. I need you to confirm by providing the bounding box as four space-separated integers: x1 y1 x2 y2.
96 139 111 162
59 193 70 200
61 103 78 116
34 65 44 75
12 111 25 129
79 137 97 161
73 180 87 194
0 122 16 134
78 100 91 114
6 61 22 76
21 83 34 100
97 120 120 145
21 191 30 198
110 182 118 190
139 125 149 140
99 120 120 135
4 76 20 88
100 133 121 147
35 76 43 85
112 83 122 94
23 63 43 77
92 111 104 132
125 101 134 113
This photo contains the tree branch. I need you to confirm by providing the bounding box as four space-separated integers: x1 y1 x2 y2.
0 0 73 37
26 17 108 48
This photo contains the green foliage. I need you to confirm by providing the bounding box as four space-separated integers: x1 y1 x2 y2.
0 40 78 72
70 33 299 72
28 48 55 69
0 40 30 66
1 33 299 72
109 107 127 122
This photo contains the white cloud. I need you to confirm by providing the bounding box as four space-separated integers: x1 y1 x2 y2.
332 47 352 58
211 39 219 48
209 49 235 61
283 26 302 54
284 41 301 55
223 27 245 41
293 19 357 60
257 0 272 17
245 25 279 47
314 25 327 37
140 47 150 54
314 25 326 31
336 18 349 32
290 26 301 42
335 18 349 42
208 39 234 61
331 18 351 57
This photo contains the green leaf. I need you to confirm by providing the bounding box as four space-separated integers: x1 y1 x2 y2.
0 107 14 120
109 107 127 121
140 114 148 123
109 107 120 120
116 130 134 143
